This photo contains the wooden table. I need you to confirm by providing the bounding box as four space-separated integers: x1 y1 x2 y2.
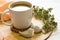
0 19 51 40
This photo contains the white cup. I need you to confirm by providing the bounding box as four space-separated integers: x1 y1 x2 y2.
1 1 33 29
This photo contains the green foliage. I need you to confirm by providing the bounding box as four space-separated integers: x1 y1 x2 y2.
33 5 57 33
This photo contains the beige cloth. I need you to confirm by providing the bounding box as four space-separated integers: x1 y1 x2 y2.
0 32 3 40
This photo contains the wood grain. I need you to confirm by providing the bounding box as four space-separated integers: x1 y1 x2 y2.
0 21 51 40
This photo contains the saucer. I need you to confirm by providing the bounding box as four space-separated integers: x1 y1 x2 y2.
10 23 33 33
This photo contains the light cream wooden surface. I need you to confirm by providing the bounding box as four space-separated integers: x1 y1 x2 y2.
0 18 51 40
0 24 51 40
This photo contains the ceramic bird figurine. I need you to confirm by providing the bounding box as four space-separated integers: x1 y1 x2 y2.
31 25 42 33
19 28 34 38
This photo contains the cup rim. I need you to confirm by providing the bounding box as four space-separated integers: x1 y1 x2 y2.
9 1 33 12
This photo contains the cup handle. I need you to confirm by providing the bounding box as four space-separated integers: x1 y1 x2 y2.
1 9 11 26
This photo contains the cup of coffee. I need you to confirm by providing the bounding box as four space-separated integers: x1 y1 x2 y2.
1 1 33 29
